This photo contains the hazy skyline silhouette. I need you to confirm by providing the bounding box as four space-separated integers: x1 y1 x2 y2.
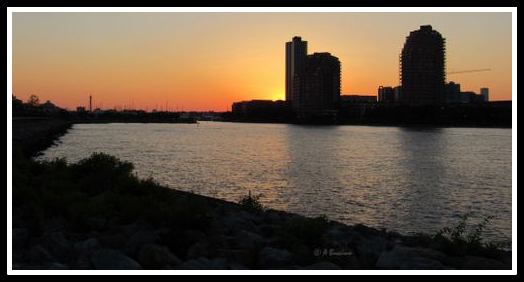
12 12 512 111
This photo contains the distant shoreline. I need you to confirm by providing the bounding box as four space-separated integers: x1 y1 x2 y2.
219 119 512 129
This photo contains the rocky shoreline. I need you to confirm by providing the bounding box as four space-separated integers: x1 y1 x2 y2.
11 119 512 270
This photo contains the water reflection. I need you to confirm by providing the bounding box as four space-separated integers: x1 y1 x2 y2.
283 125 346 218
38 122 512 242
395 127 449 234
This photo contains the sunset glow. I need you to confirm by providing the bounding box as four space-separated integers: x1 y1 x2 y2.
12 12 512 111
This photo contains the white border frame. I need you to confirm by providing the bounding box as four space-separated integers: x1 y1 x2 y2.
6 6 517 275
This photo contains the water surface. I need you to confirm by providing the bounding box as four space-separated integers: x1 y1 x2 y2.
39 122 512 242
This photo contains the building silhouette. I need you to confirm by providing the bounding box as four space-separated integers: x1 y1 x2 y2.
294 52 341 118
400 25 446 105
480 88 489 102
445 81 461 104
378 86 395 103
285 36 308 103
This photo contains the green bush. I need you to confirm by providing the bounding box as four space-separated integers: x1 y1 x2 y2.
238 191 264 213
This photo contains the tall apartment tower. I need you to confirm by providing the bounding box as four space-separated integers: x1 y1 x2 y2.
294 52 341 117
285 36 308 104
400 25 446 105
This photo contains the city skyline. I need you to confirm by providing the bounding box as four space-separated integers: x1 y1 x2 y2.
12 12 512 111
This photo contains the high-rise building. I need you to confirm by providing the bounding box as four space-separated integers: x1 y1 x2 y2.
378 86 395 103
293 52 341 117
400 25 446 105
393 86 402 102
480 88 489 102
285 36 307 103
445 81 461 104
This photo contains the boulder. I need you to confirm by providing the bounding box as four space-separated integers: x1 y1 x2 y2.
47 262 69 270
461 256 509 270
376 245 450 270
125 230 159 255
137 244 181 269
234 230 266 250
353 235 388 267
186 241 209 259
90 249 142 270
175 257 211 270
12 228 29 249
40 231 73 261
29 244 53 263
99 233 127 249
304 261 342 270
74 238 100 255
258 247 292 269
222 212 257 232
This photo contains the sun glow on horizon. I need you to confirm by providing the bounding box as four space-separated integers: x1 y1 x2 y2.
12 12 512 111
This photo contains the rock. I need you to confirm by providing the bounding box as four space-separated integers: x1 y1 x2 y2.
258 247 292 269
72 238 101 269
47 262 69 270
72 256 92 269
12 228 29 249
176 257 229 270
234 230 266 250
74 238 100 255
175 257 212 270
258 224 277 237
209 257 228 269
186 242 209 259
40 232 72 261
45 217 67 232
183 229 207 242
376 245 450 270
119 222 142 237
85 217 108 230
227 261 250 270
90 249 142 270
99 233 127 249
29 245 53 263
324 225 351 247
264 211 282 224
222 212 257 232
353 235 388 267
137 244 182 269
183 229 207 243
125 230 159 255
461 256 509 270
215 248 252 264
304 261 342 270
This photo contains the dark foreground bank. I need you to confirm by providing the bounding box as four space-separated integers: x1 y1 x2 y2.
11 119 512 270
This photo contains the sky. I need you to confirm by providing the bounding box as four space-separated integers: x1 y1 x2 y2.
12 12 512 111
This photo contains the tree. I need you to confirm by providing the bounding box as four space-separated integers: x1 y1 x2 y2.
27 95 40 107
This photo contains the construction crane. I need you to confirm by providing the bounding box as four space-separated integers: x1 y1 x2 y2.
447 68 491 75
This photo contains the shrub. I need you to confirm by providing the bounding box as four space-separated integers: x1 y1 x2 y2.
238 191 264 213
432 213 506 258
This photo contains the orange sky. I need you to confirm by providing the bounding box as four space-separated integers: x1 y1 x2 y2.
12 12 512 111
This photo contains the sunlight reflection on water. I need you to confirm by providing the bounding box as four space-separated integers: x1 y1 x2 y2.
39 122 512 242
